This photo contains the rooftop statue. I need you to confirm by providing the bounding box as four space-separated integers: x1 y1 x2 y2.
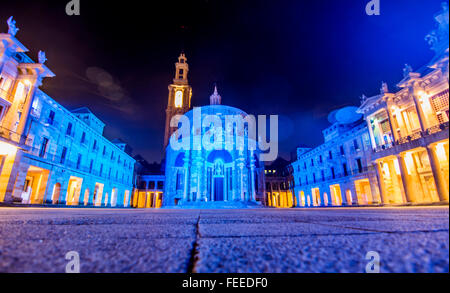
403 64 413 78
38 51 47 64
380 82 389 94
425 2 449 53
360 94 368 104
7 16 19 36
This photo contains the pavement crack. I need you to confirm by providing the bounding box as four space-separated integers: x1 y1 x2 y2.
187 213 201 273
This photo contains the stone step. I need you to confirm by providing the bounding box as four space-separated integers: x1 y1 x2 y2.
163 201 264 209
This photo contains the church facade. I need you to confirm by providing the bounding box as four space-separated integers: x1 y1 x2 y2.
162 55 265 207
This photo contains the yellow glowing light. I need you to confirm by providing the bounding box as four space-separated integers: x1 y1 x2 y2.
383 162 390 177
394 159 401 175
417 91 428 101
404 153 414 175
175 90 183 108
436 142 448 162
23 80 32 86
0 141 18 155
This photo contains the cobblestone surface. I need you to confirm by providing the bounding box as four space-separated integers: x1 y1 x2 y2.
0 206 448 273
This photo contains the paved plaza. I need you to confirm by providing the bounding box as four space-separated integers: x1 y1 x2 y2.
0 206 448 273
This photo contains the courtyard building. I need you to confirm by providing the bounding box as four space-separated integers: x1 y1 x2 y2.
132 157 165 208
265 157 294 208
291 107 380 207
0 18 135 207
358 3 449 205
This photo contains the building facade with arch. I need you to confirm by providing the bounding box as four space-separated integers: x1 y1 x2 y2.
357 3 449 205
163 93 265 207
291 108 381 207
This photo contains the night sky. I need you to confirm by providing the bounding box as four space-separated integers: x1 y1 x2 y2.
0 0 443 162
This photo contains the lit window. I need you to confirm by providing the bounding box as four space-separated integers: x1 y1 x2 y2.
175 90 183 108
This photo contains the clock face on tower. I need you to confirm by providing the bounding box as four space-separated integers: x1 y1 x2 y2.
175 90 183 108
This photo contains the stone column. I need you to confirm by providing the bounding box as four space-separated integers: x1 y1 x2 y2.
409 152 426 202
384 108 396 144
250 157 256 202
183 168 189 203
232 164 237 201
426 145 449 201
196 159 203 202
397 154 414 203
224 167 228 201
236 154 245 201
365 118 377 149
2 150 24 203
374 162 388 204
411 87 427 132
16 82 38 138
239 165 244 201
368 173 381 205
388 158 406 204
386 105 399 142
350 182 358 205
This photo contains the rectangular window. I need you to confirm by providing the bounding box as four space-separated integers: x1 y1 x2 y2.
100 164 103 176
81 132 86 144
0 105 5 122
103 146 106 156
157 181 164 190
356 158 363 173
313 173 316 183
89 160 93 173
60 147 67 164
76 154 82 169
331 167 335 179
311 159 314 167
329 151 333 159
319 155 323 163
353 139 359 150
66 123 73 136
93 140 97 151
39 138 49 158
343 163 348 176
48 111 55 125
321 170 325 180
340 146 345 155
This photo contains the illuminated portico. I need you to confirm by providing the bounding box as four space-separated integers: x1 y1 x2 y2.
358 3 449 205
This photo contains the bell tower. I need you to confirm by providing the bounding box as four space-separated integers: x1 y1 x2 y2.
164 53 193 149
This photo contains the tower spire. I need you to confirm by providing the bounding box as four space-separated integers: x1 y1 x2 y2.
173 52 189 85
164 53 193 149
210 84 222 105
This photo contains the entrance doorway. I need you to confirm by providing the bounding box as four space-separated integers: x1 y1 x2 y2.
214 177 224 201
93 183 104 206
66 176 83 205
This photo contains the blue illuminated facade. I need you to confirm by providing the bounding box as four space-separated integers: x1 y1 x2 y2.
163 92 265 208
